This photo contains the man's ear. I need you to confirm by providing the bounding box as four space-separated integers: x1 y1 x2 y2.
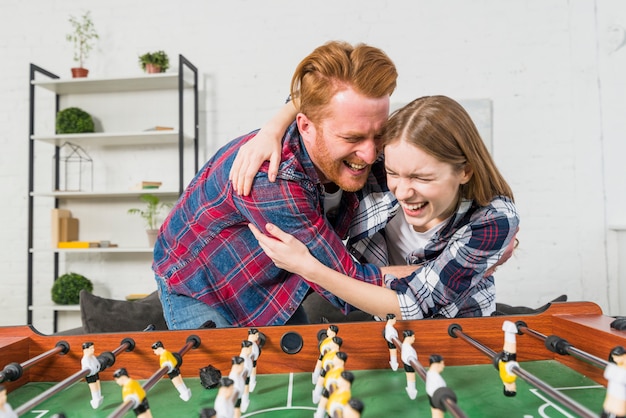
296 113 316 146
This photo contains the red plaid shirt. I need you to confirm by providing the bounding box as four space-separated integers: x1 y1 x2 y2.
153 123 386 327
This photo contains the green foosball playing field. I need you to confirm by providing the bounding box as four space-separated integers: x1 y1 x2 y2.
7 360 605 417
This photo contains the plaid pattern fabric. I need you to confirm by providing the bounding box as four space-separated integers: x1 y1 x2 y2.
346 154 399 267
153 122 385 327
383 197 520 319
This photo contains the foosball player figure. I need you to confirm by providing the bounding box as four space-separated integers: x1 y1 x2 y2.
383 313 399 371
81 342 104 409
151 341 192 401
313 325 339 384
601 345 626 418
228 356 246 418
498 320 519 397
313 336 344 403
213 377 237 418
325 371 355 418
239 340 254 412
342 397 364 418
247 328 263 392
401 330 419 400
315 351 348 416
113 368 153 418
0 385 17 418
426 354 447 418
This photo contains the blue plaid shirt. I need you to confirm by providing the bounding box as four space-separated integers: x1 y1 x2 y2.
378 196 520 319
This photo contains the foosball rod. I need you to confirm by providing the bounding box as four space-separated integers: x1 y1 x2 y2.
448 324 597 418
515 320 608 369
0 340 70 384
390 336 468 418
14 338 135 416
107 335 201 418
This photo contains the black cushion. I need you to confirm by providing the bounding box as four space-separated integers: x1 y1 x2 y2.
79 290 168 333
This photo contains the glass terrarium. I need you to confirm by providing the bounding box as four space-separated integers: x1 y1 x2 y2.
53 142 93 192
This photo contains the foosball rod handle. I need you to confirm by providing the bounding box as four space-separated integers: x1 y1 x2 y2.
515 321 608 369
0 340 70 383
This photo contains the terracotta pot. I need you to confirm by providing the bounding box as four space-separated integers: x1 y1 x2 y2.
71 67 89 78
146 229 159 247
145 63 162 74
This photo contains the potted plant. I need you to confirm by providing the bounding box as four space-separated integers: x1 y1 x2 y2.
56 107 95 134
51 272 93 305
66 11 99 78
139 50 170 74
128 194 173 246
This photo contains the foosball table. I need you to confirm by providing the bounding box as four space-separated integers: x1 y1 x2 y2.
1 301 624 417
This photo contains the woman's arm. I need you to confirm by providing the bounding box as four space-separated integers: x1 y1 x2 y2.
229 101 298 196
249 222 401 318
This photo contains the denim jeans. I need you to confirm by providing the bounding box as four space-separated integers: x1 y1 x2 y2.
155 274 232 329
155 274 310 329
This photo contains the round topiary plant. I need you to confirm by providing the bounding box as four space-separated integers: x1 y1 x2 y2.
51 272 93 305
56 107 95 134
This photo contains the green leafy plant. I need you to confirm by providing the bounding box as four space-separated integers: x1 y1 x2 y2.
66 11 99 68
56 107 95 134
138 50 170 72
128 194 173 230
51 272 93 305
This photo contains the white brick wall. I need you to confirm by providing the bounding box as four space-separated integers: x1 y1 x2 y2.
1 0 625 333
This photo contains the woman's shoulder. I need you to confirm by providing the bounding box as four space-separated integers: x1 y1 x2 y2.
460 196 519 229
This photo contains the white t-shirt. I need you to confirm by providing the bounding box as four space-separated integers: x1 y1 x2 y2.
386 213 448 265
324 188 343 217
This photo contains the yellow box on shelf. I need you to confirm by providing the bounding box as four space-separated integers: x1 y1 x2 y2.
57 241 100 249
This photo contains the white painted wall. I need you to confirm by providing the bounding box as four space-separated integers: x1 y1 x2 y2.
1 0 625 333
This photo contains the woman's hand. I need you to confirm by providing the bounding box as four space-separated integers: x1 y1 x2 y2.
248 222 315 277
229 101 297 195
229 131 281 196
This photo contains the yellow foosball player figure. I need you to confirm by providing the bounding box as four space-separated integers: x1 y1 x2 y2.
342 397 364 418
313 337 344 404
81 342 104 409
113 368 153 418
313 325 339 384
0 385 17 418
315 351 348 417
498 320 519 397
151 341 192 401
326 371 355 418
601 346 626 418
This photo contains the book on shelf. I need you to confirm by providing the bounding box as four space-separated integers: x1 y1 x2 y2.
144 126 174 131
58 241 100 249
141 181 162 189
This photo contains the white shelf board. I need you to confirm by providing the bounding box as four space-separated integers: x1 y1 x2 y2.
30 247 155 254
31 190 180 199
32 73 194 95
31 130 192 147
29 304 81 312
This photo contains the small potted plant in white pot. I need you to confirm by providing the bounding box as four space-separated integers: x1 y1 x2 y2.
66 11 99 78
128 194 173 246
139 50 170 74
